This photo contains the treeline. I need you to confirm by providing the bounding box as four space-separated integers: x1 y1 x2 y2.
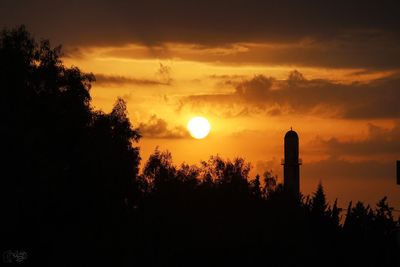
136 151 399 266
1 26 399 267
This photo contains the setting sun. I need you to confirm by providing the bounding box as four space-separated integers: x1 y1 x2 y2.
187 116 211 139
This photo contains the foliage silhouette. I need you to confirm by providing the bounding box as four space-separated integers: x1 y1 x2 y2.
2 26 399 267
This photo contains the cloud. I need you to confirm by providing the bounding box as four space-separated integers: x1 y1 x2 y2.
94 74 169 86
2 1 399 45
182 71 400 119
64 35 400 70
1 1 400 69
314 122 400 157
303 157 394 181
203 38 400 70
98 40 400 70
255 158 281 177
138 115 189 139
93 63 172 87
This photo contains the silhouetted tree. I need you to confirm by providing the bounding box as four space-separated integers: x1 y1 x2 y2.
329 199 342 230
310 183 328 217
1 26 142 266
143 148 176 191
263 170 277 198
250 174 262 199
375 196 396 234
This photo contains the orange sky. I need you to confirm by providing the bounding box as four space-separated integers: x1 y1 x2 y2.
2 0 400 209
62 45 400 209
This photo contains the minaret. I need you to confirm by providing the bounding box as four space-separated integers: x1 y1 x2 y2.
282 128 301 196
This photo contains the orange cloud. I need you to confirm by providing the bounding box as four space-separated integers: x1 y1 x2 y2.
182 71 400 119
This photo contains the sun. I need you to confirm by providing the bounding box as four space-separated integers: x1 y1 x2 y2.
187 116 211 139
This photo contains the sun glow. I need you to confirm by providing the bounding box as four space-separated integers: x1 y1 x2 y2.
187 116 211 139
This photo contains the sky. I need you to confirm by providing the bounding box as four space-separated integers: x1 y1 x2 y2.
1 0 400 208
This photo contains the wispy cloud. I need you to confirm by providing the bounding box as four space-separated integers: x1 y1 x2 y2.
94 74 170 86
138 115 189 139
313 122 400 157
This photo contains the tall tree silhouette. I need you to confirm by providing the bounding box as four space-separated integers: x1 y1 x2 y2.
1 26 141 266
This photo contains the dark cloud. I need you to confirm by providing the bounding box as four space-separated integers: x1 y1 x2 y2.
94 63 172 86
209 74 246 80
1 0 399 45
314 122 400 157
236 75 274 100
138 115 189 139
207 37 400 69
94 74 169 86
1 0 400 69
108 38 400 70
303 157 394 181
183 71 400 119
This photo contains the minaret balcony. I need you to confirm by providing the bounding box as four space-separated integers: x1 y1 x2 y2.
281 158 302 165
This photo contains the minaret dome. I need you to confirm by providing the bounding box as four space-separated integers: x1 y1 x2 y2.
282 128 301 197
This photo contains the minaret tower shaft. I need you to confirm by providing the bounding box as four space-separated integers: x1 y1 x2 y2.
282 128 301 196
